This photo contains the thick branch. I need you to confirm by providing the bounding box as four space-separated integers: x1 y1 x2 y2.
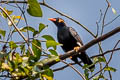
45 27 120 67
1 1 120 68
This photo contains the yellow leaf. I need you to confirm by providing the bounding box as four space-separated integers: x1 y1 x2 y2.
7 15 24 26
15 16 24 20
1 8 13 18
2 63 12 71
42 74 53 80
3 8 13 15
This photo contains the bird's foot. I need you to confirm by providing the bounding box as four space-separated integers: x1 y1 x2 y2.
74 46 80 52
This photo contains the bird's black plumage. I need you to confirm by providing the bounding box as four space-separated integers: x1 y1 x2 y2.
49 17 95 69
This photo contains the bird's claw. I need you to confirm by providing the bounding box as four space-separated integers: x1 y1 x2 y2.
74 46 80 52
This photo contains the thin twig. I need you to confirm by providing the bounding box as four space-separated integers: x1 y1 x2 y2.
0 0 96 37
15 2 31 53
104 15 120 27
96 9 103 37
101 0 111 35
53 48 120 72
96 9 104 76
100 0 112 79
91 48 120 58
107 40 120 80
61 60 86 80
89 40 120 80
0 6 34 55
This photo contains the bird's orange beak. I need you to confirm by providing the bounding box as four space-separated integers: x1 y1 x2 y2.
48 18 56 22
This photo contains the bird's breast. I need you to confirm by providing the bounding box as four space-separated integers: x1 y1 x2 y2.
57 28 77 51
57 28 70 43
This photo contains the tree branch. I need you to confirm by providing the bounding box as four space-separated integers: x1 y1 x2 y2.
0 0 96 37
0 6 34 55
43 26 120 67
61 60 86 80
53 48 120 72
1 0 120 69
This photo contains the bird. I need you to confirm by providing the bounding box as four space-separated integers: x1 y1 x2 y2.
48 17 95 69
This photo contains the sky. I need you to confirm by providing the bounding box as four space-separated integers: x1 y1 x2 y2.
0 0 120 80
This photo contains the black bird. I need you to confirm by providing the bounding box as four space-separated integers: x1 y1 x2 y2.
48 17 95 69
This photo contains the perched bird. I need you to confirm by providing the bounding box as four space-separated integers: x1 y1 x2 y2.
48 17 95 69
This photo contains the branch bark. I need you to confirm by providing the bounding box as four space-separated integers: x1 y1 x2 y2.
0 6 34 55
1 0 120 68
0 0 96 37
44 27 120 67
53 48 120 72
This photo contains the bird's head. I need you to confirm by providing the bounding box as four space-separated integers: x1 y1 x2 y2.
48 18 66 28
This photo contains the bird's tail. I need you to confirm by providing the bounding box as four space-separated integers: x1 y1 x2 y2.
79 52 95 69
71 52 95 69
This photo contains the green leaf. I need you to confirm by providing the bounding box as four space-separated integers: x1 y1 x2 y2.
33 56 60 73
46 40 61 50
93 75 105 80
21 26 35 32
32 39 41 60
83 64 95 72
39 23 46 33
42 35 55 41
15 53 22 64
42 68 53 80
84 69 89 80
33 23 46 37
26 50 31 57
42 74 53 80
33 31 39 37
19 44 25 55
0 29 6 38
23 67 30 75
93 57 106 63
98 57 106 62
1 8 13 18
104 66 116 72
9 41 18 49
12 72 26 78
8 61 14 72
8 52 13 61
39 56 60 66
27 0 42 17
13 26 36 33
22 26 36 32
49 49 58 56
83 64 89 69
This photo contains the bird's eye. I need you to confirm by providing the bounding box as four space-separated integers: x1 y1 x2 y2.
58 19 64 23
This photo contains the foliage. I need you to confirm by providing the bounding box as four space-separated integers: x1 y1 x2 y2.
0 0 119 80
0 0 59 79
27 0 42 17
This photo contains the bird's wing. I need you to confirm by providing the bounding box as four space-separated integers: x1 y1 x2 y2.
69 27 83 46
